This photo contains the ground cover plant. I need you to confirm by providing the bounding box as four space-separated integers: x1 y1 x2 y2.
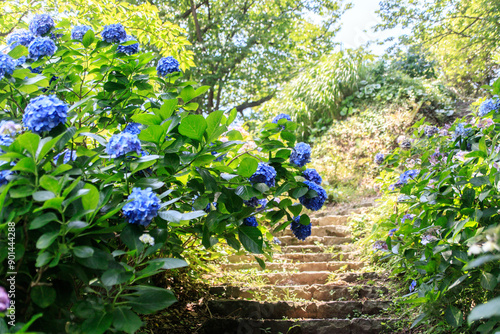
0 13 328 333
372 80 500 333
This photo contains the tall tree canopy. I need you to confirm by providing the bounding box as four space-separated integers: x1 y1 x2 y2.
138 0 350 113
376 0 500 95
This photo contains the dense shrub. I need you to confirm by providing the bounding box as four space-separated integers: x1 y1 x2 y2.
373 83 500 333
0 14 326 333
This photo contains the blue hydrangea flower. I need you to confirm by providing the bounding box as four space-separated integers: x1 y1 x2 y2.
15 57 26 67
105 132 142 158
409 280 417 292
71 25 93 41
204 202 217 213
400 169 419 184
123 122 142 135
453 123 472 139
122 187 160 226
101 23 127 43
290 142 311 167
243 197 267 208
272 113 292 129
30 66 42 74
290 216 311 241
0 121 22 136
6 29 35 49
243 216 258 227
401 214 416 224
299 180 327 211
29 14 55 36
374 152 384 165
117 35 139 55
0 135 14 154
54 150 77 164
388 228 398 237
23 95 68 134
272 237 281 245
478 98 500 117
157 56 180 77
373 240 388 251
28 37 57 59
249 162 277 187
0 54 16 81
424 126 438 137
303 168 322 185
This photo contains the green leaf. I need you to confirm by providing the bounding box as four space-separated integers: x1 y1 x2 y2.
299 214 310 226
36 231 59 249
468 297 500 323
8 45 28 59
225 235 241 250
197 168 218 192
158 99 177 119
29 212 57 230
82 312 113 334
444 306 463 328
288 204 302 217
32 191 55 202
101 269 133 286
235 185 260 201
238 225 263 254
255 256 266 269
16 132 40 157
480 272 497 291
125 286 177 314
73 246 94 258
132 114 162 126
112 307 143 334
292 187 308 199
236 157 258 177
77 248 111 270
470 176 490 187
40 175 60 194
148 258 188 270
81 29 95 47
206 109 224 139
464 254 500 270
81 184 99 212
103 81 126 92
30 286 56 308
227 108 237 125
178 115 207 141
12 157 37 174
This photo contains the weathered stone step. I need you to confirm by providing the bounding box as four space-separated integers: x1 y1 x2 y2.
208 300 391 319
280 236 351 246
201 317 394 334
281 225 351 237
281 244 354 253
210 283 390 301
220 261 364 272
311 215 349 226
227 252 360 263
209 271 383 285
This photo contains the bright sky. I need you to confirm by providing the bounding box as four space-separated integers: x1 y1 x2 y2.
334 0 408 55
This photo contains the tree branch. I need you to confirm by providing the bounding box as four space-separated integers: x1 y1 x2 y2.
232 93 275 112
189 0 204 44
177 2 204 20
0 10 29 37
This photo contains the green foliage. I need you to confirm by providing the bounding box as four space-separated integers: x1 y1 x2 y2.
372 80 500 333
0 17 315 333
376 0 500 96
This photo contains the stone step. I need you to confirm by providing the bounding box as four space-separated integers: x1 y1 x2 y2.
281 225 351 237
280 236 351 246
209 271 383 286
208 300 391 319
210 283 390 301
220 261 364 272
281 244 354 253
227 252 361 263
200 317 394 334
311 215 349 226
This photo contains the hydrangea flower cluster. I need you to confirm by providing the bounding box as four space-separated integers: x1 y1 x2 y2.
453 122 472 139
424 126 438 137
54 150 77 164
249 162 277 187
373 240 388 251
139 233 155 246
401 214 416 224
117 35 140 55
29 14 55 36
0 54 16 81
243 197 267 208
243 216 258 227
290 142 311 167
391 169 419 189
290 216 311 241
6 29 34 49
0 286 9 311
409 280 417 292
157 56 180 77
303 168 322 185
0 167 13 187
299 180 327 211
272 237 281 245
28 37 57 59
105 132 142 158
374 152 384 165
123 122 142 135
272 113 291 129
478 98 500 117
101 23 127 43
388 228 398 237
421 234 438 245
71 25 93 41
429 151 445 165
0 121 21 136
399 138 412 150
122 187 160 226
23 95 68 133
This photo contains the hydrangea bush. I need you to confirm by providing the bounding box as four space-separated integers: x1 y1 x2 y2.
373 86 500 333
0 14 326 333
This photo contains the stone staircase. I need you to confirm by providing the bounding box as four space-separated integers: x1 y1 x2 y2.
200 202 396 334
